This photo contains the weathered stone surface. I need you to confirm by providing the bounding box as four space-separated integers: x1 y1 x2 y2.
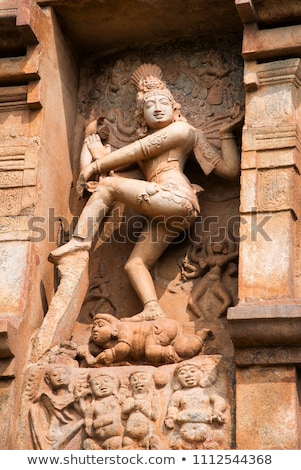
1 0 301 452
16 354 232 450
236 366 300 449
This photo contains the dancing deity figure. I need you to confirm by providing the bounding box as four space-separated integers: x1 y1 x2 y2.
49 64 242 321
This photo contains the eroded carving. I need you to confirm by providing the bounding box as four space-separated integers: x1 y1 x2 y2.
181 239 238 319
24 355 229 450
121 370 162 449
28 365 84 450
83 372 123 450
164 362 228 449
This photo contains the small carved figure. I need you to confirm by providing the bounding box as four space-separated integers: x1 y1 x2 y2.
182 240 238 318
82 373 123 450
49 63 243 322
77 313 211 367
164 362 227 449
121 370 162 449
29 365 83 450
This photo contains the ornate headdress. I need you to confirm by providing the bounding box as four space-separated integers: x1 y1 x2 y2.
131 64 185 134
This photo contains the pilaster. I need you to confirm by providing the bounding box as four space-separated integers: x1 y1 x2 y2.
0 1 78 448
229 0 301 449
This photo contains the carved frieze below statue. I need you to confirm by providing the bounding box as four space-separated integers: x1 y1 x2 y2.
22 353 230 450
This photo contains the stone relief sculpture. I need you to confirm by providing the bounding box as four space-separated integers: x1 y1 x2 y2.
82 372 123 450
77 313 211 367
24 355 228 450
164 362 228 449
49 63 243 322
28 365 84 450
180 239 238 319
121 370 162 449
23 52 242 450
83 262 117 318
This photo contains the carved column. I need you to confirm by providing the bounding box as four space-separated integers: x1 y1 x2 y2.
229 0 301 449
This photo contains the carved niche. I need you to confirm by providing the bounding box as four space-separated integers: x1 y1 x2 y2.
19 35 244 450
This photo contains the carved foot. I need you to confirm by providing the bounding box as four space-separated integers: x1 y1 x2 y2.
48 238 90 265
122 300 167 322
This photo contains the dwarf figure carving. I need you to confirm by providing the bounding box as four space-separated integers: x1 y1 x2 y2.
165 362 228 449
83 372 123 450
77 313 211 366
121 370 162 449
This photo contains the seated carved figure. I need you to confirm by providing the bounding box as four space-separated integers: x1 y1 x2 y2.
77 313 211 366
164 362 227 449
83 373 122 450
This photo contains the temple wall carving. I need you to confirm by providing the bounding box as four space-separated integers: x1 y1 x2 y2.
1 0 301 451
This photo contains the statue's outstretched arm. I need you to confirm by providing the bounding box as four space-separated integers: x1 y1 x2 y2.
77 121 195 188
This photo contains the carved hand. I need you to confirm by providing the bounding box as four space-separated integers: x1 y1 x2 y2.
76 161 100 196
220 105 244 138
77 344 90 358
98 349 114 365
87 134 111 161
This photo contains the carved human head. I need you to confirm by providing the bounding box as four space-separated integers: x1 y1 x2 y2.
91 313 119 345
129 370 153 394
44 364 70 390
206 238 229 255
89 372 117 398
132 64 185 136
175 362 202 389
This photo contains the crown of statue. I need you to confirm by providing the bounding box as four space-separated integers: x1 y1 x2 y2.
132 63 176 113
132 63 164 92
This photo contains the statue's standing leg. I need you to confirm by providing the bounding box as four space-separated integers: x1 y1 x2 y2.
49 175 196 320
123 220 178 321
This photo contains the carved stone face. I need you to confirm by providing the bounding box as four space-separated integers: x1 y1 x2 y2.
92 320 113 345
129 372 152 394
45 366 70 390
143 92 174 130
176 364 201 389
90 374 114 398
